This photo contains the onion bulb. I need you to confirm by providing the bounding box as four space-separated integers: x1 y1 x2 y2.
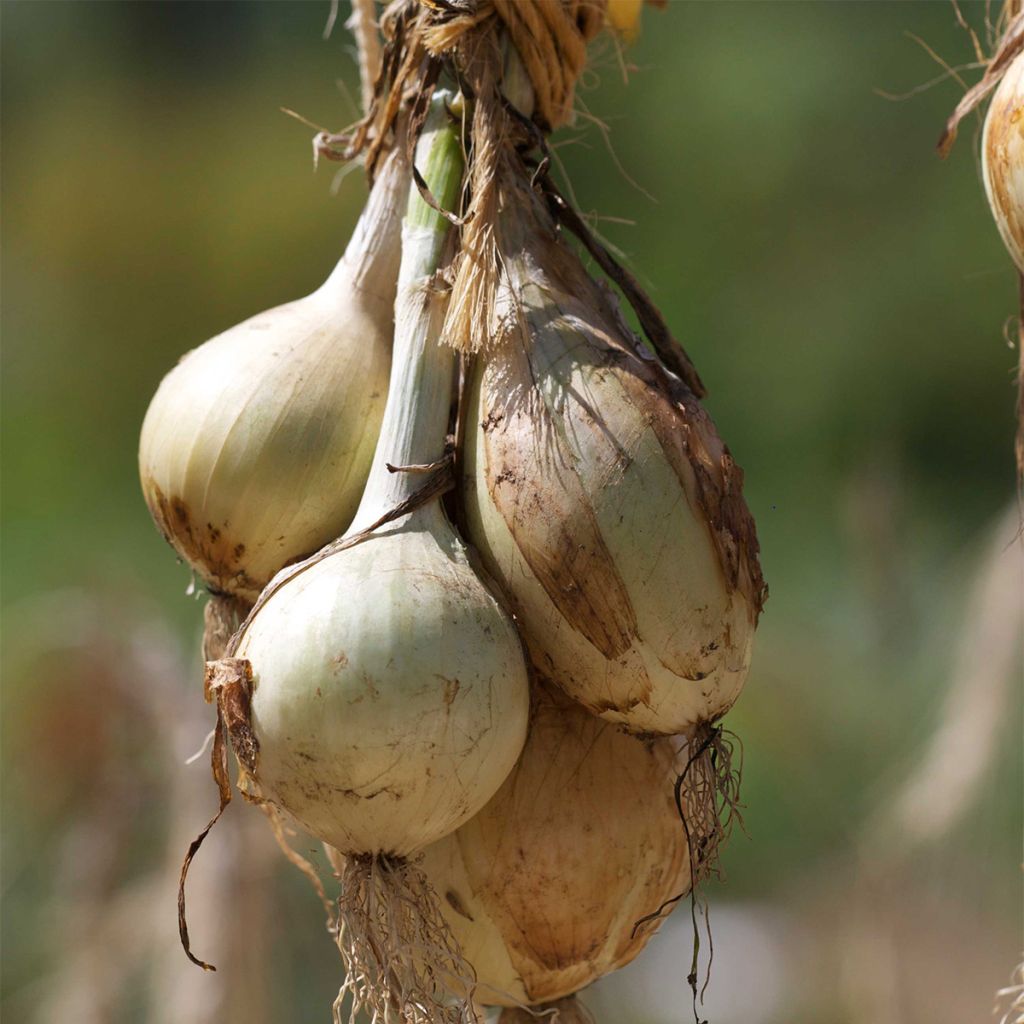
461 180 766 736
139 148 407 600
235 506 529 855
222 95 529 1023
417 681 690 1007
983 52 1024 273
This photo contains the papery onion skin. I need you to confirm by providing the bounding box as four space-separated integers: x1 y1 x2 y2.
138 153 406 600
984 53 1024 273
462 191 765 737
236 511 530 857
420 682 690 1007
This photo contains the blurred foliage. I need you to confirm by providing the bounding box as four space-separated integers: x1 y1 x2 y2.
2 3 1021 1023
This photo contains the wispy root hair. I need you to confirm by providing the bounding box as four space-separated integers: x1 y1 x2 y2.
676 722 744 885
630 722 745 1022
333 853 483 1024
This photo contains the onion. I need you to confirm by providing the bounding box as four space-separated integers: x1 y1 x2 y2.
461 179 765 737
235 512 528 856
220 94 530 1023
418 681 690 1008
983 51 1024 273
139 148 407 600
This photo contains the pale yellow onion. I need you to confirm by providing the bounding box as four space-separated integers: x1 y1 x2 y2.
983 52 1024 273
418 682 690 1007
138 150 406 600
462 184 765 737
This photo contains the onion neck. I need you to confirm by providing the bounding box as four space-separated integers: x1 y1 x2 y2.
319 144 408 313
349 92 465 533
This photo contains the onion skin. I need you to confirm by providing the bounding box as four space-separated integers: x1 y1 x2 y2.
420 682 691 1007
235 512 530 856
138 152 406 600
462 189 765 736
984 53 1024 273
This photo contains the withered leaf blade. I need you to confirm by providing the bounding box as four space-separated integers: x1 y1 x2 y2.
177 714 232 972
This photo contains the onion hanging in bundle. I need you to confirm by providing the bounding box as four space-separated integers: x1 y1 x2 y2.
414 681 690 1009
165 2 764 1016
983 51 1024 273
457 172 766 738
139 147 407 600
209 93 530 1024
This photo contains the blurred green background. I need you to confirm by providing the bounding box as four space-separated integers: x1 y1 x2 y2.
2 2 1021 1022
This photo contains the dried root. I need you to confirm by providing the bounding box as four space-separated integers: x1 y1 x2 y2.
675 722 744 885
333 854 482 1024
625 723 744 1022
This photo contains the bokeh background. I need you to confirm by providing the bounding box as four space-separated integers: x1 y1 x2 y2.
2 2 1021 1022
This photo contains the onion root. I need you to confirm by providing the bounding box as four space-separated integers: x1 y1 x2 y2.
333 854 482 1024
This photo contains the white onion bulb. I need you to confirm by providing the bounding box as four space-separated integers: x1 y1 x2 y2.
236 509 529 855
139 151 406 600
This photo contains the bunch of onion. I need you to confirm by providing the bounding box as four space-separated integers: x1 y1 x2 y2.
139 143 407 605
303 10 762 1006
206 93 530 1024
154 1 761 1017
